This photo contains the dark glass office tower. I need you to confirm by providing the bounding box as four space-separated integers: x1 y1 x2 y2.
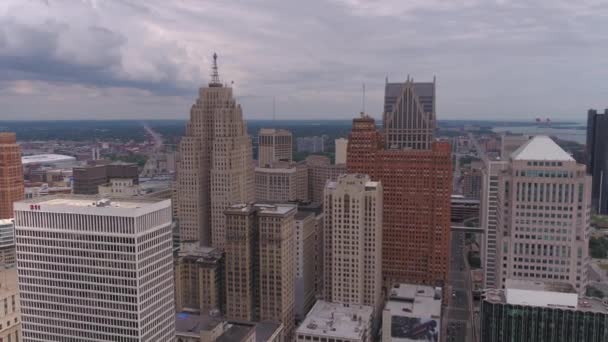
481 298 608 342
586 109 608 214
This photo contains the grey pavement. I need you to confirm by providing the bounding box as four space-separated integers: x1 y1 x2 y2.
445 231 472 342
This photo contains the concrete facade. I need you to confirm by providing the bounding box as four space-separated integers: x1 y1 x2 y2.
323 174 383 315
224 204 296 341
495 136 591 294
14 195 175 341
258 128 293 167
174 244 224 314
254 162 308 203
335 138 348 165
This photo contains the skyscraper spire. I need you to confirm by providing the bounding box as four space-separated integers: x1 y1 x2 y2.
210 53 221 87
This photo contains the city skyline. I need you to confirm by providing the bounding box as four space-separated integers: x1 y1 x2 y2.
2 1 608 121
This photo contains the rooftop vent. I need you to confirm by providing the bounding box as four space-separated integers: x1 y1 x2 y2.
95 199 111 207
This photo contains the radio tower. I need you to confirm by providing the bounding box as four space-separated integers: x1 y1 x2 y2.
209 53 222 87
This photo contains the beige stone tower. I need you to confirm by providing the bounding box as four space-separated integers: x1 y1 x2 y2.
258 128 293 167
224 203 296 342
177 54 254 246
323 174 383 314
496 136 591 294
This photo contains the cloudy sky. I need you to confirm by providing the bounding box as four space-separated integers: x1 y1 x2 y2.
1 0 607 121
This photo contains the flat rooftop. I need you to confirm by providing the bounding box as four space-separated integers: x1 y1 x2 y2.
295 210 315 220
21 154 76 165
216 324 253 342
385 284 442 319
226 203 297 216
0 219 14 226
484 280 608 314
296 300 372 340
175 312 223 336
14 195 170 215
506 279 575 294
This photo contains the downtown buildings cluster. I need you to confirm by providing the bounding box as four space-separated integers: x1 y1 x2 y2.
0 55 607 342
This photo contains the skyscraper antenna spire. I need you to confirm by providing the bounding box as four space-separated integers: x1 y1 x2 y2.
362 83 366 114
210 53 221 87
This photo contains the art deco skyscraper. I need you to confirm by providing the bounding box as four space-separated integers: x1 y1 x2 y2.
177 54 254 246
383 77 436 150
0 133 24 219
495 136 591 294
323 174 383 313
14 196 175 341
347 112 452 287
586 108 608 214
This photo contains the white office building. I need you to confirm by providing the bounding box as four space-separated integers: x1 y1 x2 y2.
14 195 175 341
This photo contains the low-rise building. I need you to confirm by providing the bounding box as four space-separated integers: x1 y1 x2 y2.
481 279 608 342
295 300 373 342
175 312 283 342
381 284 442 342
98 178 140 197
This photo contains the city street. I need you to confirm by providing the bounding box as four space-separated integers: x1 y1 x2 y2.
445 231 472 342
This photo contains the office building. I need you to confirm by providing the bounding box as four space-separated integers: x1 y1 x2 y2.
0 219 15 267
258 129 293 167
0 133 24 219
294 211 317 321
295 300 373 342
481 279 608 342
224 203 296 341
177 54 254 246
297 203 326 303
383 77 436 150
14 195 175 341
495 136 591 293
323 174 383 313
480 159 508 288
335 138 348 165
174 243 224 314
586 108 608 214
347 114 452 287
461 167 482 199
0 268 21 342
381 284 442 342
306 155 347 204
254 162 308 203
72 162 139 195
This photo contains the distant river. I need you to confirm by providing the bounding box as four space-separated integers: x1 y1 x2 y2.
492 125 586 145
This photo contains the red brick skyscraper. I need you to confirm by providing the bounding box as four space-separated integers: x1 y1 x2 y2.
0 133 24 219
347 115 452 286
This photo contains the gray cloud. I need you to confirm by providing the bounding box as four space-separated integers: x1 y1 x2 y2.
0 0 607 120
